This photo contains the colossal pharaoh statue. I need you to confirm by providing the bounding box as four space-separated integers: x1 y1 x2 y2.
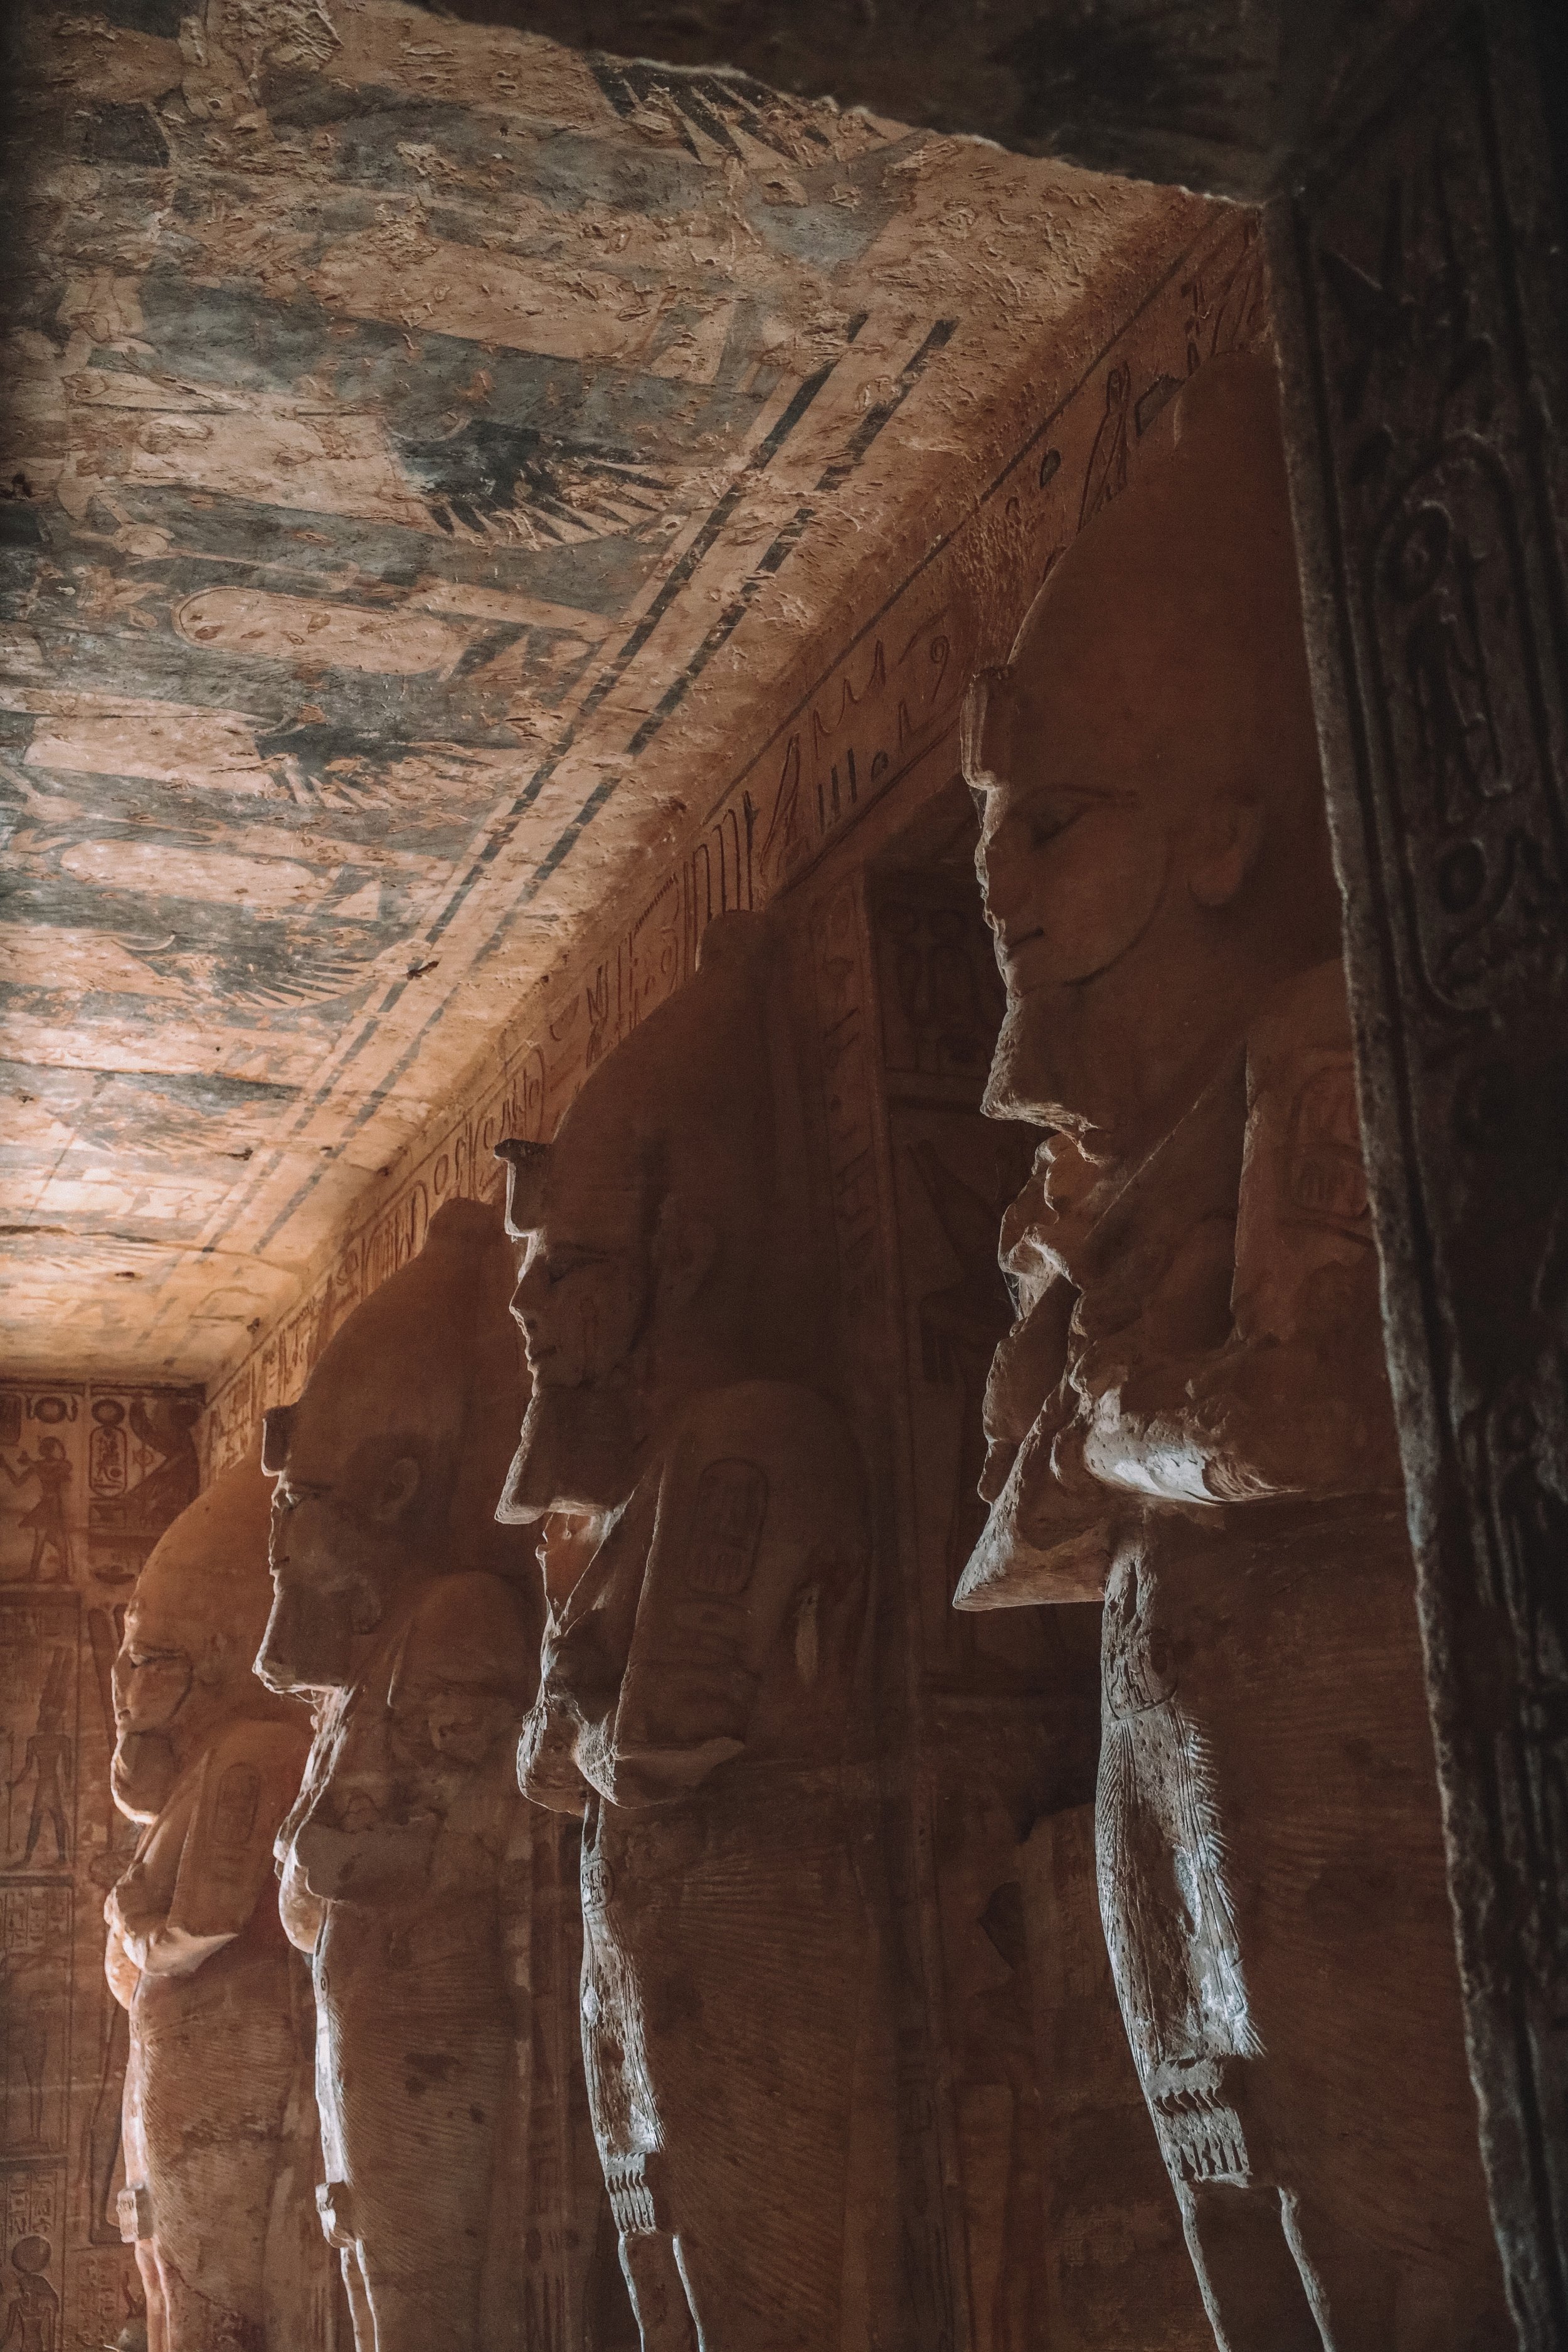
499 914 881 2352
106 1454 327 2352
958 355 1510 2347
257 1200 538 2352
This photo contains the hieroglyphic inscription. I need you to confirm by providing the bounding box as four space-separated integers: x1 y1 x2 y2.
1 1382 198 2348
810 885 886 1344
1285 12 1568 2333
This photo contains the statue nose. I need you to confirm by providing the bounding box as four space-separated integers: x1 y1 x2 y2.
511 1271 548 1332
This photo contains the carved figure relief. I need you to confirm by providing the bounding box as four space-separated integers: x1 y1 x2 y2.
960 353 1511 2346
1 1444 75 1584
0 2235 59 2352
105 1453 328 2351
501 913 881 2352
258 1200 542 2352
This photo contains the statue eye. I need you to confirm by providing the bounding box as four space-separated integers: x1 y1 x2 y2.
546 1248 601 1286
1027 797 1087 849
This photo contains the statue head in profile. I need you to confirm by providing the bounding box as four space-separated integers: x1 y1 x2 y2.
256 1198 525 1695
497 913 815 1523
965 352 1338 1167
111 1453 285 1823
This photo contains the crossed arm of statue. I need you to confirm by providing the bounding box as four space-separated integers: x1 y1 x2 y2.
961 997 1405 1614
288 1572 531 1909
521 1382 864 1810
106 1721 301 1993
1073 1039 1404 1508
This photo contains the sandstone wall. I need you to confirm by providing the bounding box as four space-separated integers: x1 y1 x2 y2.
0 1377 201 2349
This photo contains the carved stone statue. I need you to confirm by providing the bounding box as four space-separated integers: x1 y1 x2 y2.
257 1200 539 2352
500 913 881 2352
105 1453 327 2351
959 354 1512 2347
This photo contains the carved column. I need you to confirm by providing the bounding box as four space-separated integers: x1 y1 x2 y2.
1268 1 1568 2331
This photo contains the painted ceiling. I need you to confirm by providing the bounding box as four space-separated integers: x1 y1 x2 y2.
1 0 1210 1382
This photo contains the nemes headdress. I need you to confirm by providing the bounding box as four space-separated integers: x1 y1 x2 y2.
262 1198 529 1578
134 1449 275 1657
496 911 831 1397
974 351 1335 952
497 913 778 1249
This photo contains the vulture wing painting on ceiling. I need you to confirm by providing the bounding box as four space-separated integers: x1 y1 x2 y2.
0 0 1214 1379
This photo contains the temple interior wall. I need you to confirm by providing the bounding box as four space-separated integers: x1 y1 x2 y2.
0 1378 201 2348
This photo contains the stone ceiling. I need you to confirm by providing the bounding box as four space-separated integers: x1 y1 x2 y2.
1 0 1214 1384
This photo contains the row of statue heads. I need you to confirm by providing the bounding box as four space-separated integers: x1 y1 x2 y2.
105 357 1512 2352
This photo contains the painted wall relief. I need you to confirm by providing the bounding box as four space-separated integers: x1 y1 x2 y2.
1 1379 201 2352
3 0 1222 1379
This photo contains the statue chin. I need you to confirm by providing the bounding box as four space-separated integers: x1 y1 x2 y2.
983 992 1067 1126
497 1384 636 1522
112 1729 178 1823
255 1579 373 1697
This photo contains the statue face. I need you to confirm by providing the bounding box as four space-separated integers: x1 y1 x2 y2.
502 1167 651 1518
972 676 1173 1003
257 1466 406 1695
967 644 1273 1147
509 1173 649 1396
111 1590 193 1820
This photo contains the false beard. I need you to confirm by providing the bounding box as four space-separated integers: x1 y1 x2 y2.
111 1730 177 1825
496 1380 637 1522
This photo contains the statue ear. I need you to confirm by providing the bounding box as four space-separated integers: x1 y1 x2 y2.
654 1205 719 1310
194 1634 228 1688
370 1455 421 1527
496 1138 548 1242
1187 793 1264 910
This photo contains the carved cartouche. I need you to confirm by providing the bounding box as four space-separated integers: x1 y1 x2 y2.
106 1454 322 2352
960 355 1510 2346
257 1200 538 2352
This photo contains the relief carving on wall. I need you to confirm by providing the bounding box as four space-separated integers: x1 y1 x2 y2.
1286 17 1568 2326
1 1382 203 2351
199 201 1271 1496
959 352 1511 2343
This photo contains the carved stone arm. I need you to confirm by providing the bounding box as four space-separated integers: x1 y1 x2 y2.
600 1381 867 1805
1076 1254 1402 1506
103 1910 142 2010
293 1574 531 1902
110 1720 310 1974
